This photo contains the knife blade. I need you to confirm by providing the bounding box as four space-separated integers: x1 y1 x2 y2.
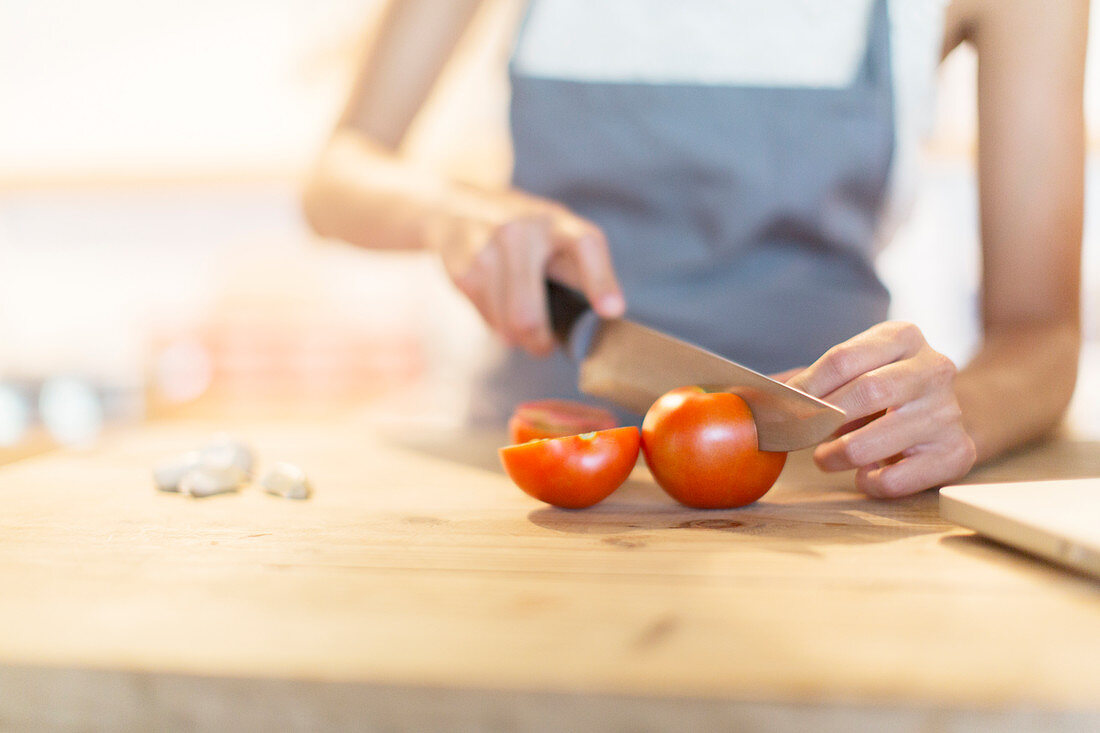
547 281 847 451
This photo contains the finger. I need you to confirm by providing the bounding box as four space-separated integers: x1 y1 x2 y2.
458 244 505 336
854 438 976 499
821 359 927 423
787 321 926 399
573 232 626 318
831 409 886 440
769 367 806 383
551 218 625 318
444 218 505 335
497 221 555 355
813 405 932 473
816 382 971 473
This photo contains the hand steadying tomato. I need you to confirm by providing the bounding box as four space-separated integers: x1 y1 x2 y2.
508 399 618 444
784 321 976 498
499 427 640 509
642 387 786 509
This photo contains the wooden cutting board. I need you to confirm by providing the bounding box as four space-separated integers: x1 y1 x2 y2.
1 418 1098 732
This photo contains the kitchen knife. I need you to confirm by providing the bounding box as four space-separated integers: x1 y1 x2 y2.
547 281 847 451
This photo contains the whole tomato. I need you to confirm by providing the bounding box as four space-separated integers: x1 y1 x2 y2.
499 427 640 509
508 399 618 444
642 387 786 509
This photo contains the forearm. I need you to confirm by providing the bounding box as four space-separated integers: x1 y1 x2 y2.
301 129 511 251
955 318 1080 463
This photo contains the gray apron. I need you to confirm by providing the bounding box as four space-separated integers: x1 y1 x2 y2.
470 0 895 425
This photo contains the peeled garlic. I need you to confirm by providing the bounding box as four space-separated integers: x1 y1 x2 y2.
179 464 248 498
260 462 312 500
154 451 202 492
200 434 254 477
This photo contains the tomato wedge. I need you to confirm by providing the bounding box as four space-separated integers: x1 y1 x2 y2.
508 399 619 444
499 427 640 509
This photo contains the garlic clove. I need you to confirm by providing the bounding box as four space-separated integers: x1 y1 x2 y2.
260 462 312 500
154 450 202 492
179 466 247 498
200 434 255 477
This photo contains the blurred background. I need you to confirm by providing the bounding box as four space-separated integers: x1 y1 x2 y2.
1 0 1098 459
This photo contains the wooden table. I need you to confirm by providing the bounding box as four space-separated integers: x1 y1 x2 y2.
1 416 1098 732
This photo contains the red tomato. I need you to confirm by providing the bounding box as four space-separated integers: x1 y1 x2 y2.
508 399 618 444
499 427 640 509
641 387 786 509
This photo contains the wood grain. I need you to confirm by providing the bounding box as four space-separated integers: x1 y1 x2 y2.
0 418 1098 731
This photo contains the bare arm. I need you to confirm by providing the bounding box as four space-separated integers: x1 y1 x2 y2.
949 0 1085 461
302 0 486 250
787 0 1086 496
302 0 625 355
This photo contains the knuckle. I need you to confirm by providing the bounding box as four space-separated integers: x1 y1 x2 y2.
504 311 542 340
492 219 523 242
485 234 510 262
496 218 543 246
821 345 857 383
499 233 526 257
930 352 958 385
838 435 869 467
889 320 922 345
586 228 610 251
866 320 892 338
578 221 610 248
854 375 891 412
855 468 886 498
548 205 574 222
567 230 601 257
548 212 583 241
874 470 909 498
956 434 978 472
938 400 964 426
498 228 531 255
534 199 567 218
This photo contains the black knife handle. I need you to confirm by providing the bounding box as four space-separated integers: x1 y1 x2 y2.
546 280 591 345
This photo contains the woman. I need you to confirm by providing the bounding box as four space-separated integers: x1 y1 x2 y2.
303 0 1086 498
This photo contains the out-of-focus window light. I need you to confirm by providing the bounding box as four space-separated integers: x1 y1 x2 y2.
0 383 32 447
38 377 104 446
154 337 214 404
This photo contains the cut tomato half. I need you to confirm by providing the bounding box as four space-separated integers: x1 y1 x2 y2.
499 426 640 509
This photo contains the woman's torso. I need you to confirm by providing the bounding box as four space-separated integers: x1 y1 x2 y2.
469 0 947 425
